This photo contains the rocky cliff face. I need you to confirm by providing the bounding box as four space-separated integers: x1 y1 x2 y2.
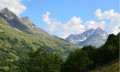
0 8 49 36
66 27 108 47
0 8 29 32
0 8 17 20
21 16 49 36
66 29 94 45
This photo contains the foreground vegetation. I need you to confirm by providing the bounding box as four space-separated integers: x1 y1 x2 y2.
0 31 119 72
91 58 119 72
17 48 63 72
0 16 78 71
14 33 119 72
61 34 119 72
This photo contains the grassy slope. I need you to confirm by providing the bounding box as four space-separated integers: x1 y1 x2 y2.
0 16 80 59
91 59 119 72
0 16 81 71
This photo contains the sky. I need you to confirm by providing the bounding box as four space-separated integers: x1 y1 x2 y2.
0 0 120 38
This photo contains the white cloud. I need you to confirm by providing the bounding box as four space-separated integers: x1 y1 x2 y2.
43 12 61 32
60 17 85 38
95 9 116 20
43 12 51 24
95 9 120 34
42 9 120 38
42 12 106 38
0 0 26 15
85 20 105 30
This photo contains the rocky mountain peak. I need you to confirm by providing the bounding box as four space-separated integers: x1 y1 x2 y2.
94 27 107 35
65 27 108 47
21 16 30 22
0 8 9 13
23 16 29 19
0 8 17 19
21 16 29 21
96 27 102 30
95 27 103 32
21 16 49 36
0 8 29 32
0 8 49 36
21 16 35 27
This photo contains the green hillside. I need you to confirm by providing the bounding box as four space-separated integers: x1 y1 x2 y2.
92 59 119 72
0 15 79 56
0 14 79 71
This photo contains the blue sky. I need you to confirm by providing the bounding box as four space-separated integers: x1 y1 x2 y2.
0 0 119 38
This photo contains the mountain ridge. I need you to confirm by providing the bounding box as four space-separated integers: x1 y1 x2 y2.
0 8 49 36
65 27 108 47
20 16 49 36
0 8 29 32
0 8 79 62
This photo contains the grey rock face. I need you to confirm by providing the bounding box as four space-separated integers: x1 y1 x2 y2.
21 16 49 36
0 8 29 32
65 27 108 47
66 29 94 44
0 8 17 19
0 8 49 36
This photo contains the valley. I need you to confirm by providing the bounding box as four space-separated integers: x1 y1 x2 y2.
0 8 119 72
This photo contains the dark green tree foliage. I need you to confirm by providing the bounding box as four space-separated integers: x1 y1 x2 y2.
17 47 63 72
61 49 93 72
0 32 119 72
96 34 119 65
81 45 97 69
47 53 63 72
61 33 119 72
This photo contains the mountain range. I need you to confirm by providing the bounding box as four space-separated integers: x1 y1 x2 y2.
0 8 118 72
65 27 108 47
0 8 49 36
0 8 79 63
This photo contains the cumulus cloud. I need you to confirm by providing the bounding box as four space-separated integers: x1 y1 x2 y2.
85 20 105 30
42 9 120 38
60 17 85 38
95 9 120 21
42 12 106 38
43 12 61 32
95 9 115 20
43 12 51 24
0 0 26 15
95 9 120 34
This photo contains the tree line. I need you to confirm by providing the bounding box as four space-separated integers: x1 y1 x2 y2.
16 33 119 72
